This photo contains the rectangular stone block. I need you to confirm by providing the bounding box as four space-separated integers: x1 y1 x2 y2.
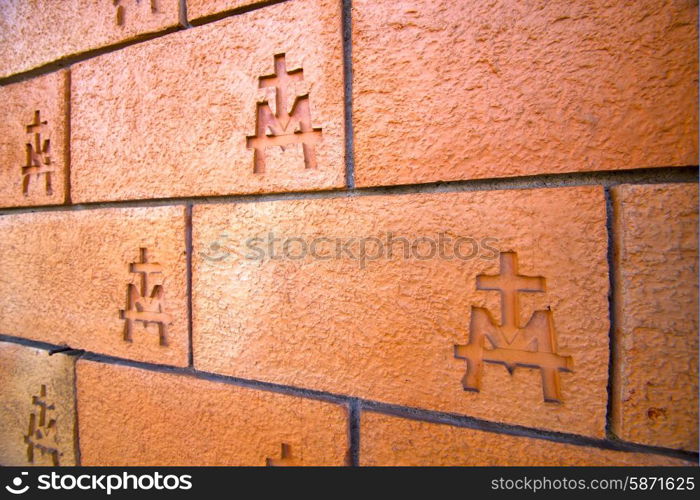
611 183 699 452
0 0 181 79
0 341 77 466
360 412 694 466
71 0 344 202
193 186 610 437
0 206 188 366
352 0 698 187
76 359 349 465
0 71 69 208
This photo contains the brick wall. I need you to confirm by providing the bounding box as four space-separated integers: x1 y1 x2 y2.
0 0 697 466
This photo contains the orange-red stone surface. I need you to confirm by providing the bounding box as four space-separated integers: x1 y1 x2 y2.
360 412 695 466
0 0 181 79
352 0 698 187
0 71 69 207
193 186 610 437
0 341 77 466
187 0 267 21
71 0 344 202
0 206 188 366
611 183 699 452
76 359 349 465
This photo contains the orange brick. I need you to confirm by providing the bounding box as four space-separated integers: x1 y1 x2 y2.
0 0 180 79
611 183 699 452
71 0 344 203
193 186 610 437
0 206 188 366
0 71 69 208
0 341 77 466
76 359 349 465
352 0 698 187
360 412 694 466
187 0 267 21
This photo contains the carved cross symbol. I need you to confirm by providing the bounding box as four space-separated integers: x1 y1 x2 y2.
119 247 172 346
454 252 573 402
259 54 304 125
246 54 323 173
24 384 60 466
266 443 297 466
22 110 53 196
477 252 545 339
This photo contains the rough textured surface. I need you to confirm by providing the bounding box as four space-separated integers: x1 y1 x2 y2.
0 0 180 79
0 71 69 207
352 0 699 187
0 341 77 466
76 359 349 465
360 412 695 466
0 206 188 366
193 186 610 437
611 183 699 452
71 0 344 202
187 0 270 21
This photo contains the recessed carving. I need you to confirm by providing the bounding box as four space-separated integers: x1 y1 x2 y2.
246 53 323 173
21 110 53 196
266 443 298 466
112 0 157 26
119 247 172 346
454 252 573 403
23 385 60 466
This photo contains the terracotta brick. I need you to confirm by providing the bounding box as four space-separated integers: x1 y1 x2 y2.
0 71 69 208
0 341 77 466
187 0 267 22
360 412 694 466
0 0 180 79
611 183 699 452
76 359 349 465
0 206 188 366
193 186 610 437
352 0 698 187
71 0 344 202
